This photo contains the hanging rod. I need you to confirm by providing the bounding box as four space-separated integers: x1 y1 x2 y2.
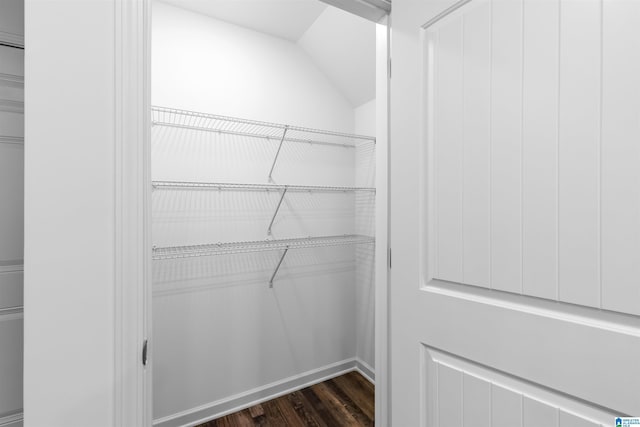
152 234 375 260
152 181 376 193
151 106 376 148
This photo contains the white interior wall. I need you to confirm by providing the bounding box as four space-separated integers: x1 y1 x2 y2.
151 2 374 424
298 6 376 107
0 0 24 425
152 1 354 131
24 0 117 425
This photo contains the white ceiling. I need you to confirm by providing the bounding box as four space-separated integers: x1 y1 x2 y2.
298 6 375 106
160 0 328 41
158 0 376 107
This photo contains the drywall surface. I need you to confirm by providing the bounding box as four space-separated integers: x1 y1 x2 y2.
354 99 376 374
24 0 116 426
152 1 354 132
151 2 372 423
159 0 327 42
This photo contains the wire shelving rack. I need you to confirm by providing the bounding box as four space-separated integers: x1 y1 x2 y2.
151 106 376 148
152 234 374 260
151 106 377 286
153 234 375 287
152 181 376 193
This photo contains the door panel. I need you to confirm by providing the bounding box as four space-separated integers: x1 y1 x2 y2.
461 2 491 288
419 283 640 417
391 0 640 425
489 0 522 294
600 0 640 315
423 0 640 313
434 18 463 282
557 0 600 308
522 0 559 300
424 346 609 426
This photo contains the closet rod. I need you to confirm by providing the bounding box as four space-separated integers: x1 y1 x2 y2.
152 234 375 260
152 181 376 193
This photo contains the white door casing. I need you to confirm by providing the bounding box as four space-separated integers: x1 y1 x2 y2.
390 0 640 425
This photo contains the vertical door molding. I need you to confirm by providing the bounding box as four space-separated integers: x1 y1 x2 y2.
114 0 152 425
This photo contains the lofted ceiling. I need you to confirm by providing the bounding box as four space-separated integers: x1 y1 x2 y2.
160 0 328 42
158 0 376 107
298 6 375 107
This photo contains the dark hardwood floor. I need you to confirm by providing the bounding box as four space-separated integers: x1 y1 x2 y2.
198 371 374 426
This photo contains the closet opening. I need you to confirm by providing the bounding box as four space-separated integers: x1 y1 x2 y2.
148 1 388 425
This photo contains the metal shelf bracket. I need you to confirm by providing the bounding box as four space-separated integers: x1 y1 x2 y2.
267 187 288 235
268 126 289 181
269 247 289 288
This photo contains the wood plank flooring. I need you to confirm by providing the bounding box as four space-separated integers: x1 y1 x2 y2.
197 371 374 427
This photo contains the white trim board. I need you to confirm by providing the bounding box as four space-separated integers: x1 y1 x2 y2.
152 358 373 427
0 411 23 427
355 358 375 384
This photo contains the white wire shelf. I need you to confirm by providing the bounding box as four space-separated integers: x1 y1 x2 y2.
152 181 376 193
152 234 375 260
151 106 376 148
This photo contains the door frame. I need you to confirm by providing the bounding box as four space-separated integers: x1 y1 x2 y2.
113 0 152 426
113 2 391 426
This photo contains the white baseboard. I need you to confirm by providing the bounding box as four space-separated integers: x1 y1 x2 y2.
0 411 23 427
153 358 362 427
355 358 375 384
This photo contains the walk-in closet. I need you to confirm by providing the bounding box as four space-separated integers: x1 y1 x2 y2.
150 2 386 425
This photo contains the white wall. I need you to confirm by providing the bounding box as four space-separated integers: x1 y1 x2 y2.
0 1 24 425
24 0 116 426
152 1 354 132
354 99 376 374
151 2 374 424
298 6 376 107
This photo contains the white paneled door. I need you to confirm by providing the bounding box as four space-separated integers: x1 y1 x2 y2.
390 0 640 425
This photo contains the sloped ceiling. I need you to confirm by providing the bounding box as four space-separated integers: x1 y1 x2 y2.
160 0 328 41
298 6 375 106
158 0 375 107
